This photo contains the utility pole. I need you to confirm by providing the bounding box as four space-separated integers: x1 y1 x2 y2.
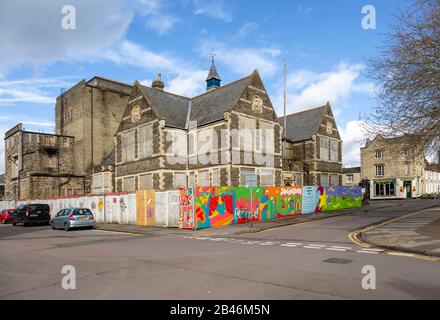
283 59 287 157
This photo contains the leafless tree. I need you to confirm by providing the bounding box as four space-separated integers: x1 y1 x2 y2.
364 0 440 158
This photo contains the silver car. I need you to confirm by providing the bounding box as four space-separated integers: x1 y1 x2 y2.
50 208 96 231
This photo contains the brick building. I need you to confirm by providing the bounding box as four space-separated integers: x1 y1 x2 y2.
114 63 283 192
342 167 361 187
4 124 84 200
280 104 343 186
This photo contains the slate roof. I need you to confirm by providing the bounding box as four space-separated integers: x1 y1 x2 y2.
190 76 251 126
343 167 361 174
138 74 252 129
279 105 327 142
139 85 190 129
206 62 221 81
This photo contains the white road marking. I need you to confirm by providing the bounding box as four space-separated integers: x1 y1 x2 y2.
387 252 414 257
331 246 352 250
307 244 326 247
196 237 208 240
357 250 379 254
326 247 347 252
281 244 299 247
304 246 322 249
259 242 279 246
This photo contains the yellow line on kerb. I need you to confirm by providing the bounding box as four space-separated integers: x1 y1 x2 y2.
348 207 440 262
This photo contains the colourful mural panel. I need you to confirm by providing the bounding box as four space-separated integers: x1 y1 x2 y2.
322 186 362 211
195 187 235 229
178 186 362 229
178 188 194 229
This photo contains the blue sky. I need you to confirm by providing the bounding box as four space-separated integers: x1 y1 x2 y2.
0 0 413 173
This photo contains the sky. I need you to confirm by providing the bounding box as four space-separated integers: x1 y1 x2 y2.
0 0 414 173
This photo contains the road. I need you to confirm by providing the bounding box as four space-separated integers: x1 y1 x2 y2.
0 199 439 299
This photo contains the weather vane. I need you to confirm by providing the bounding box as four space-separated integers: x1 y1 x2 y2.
210 48 216 64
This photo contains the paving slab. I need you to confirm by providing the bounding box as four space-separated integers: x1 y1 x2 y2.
362 207 440 257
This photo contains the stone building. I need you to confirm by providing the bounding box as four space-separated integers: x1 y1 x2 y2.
342 167 361 187
114 63 283 192
0 174 5 200
4 124 84 200
55 76 132 192
280 104 343 186
360 135 424 199
421 162 440 195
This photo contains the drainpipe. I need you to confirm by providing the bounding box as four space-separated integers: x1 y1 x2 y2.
90 87 94 171
58 176 71 197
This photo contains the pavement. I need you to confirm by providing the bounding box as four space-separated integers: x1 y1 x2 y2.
96 199 399 237
362 206 440 257
1 198 439 299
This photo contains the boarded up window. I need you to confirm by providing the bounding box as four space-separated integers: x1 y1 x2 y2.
259 168 274 186
211 168 220 186
174 173 187 188
197 129 212 155
167 131 187 156
241 168 257 187
239 115 255 152
320 136 329 161
330 174 339 186
123 176 136 192
188 172 195 187
198 170 210 186
138 124 153 159
122 131 135 162
260 121 274 154
139 174 153 190
321 173 329 186
330 139 338 162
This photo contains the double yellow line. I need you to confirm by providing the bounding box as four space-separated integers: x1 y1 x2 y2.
349 207 440 262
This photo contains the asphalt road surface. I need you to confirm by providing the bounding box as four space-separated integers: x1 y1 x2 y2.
1 199 439 299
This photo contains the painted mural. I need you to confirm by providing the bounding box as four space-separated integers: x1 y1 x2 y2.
8 185 362 230
321 186 362 211
178 188 194 229
193 186 302 229
195 187 235 229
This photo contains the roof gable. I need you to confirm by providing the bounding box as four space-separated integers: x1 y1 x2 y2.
190 75 252 126
280 105 327 142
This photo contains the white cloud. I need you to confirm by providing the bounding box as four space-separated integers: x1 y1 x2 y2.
106 40 206 97
236 22 258 39
192 0 232 22
167 71 207 97
0 124 8 173
0 0 133 76
134 0 180 36
0 77 76 106
199 39 282 78
274 62 372 115
339 120 367 167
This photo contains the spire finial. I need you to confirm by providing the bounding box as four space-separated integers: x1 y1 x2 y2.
152 72 164 91
210 48 216 64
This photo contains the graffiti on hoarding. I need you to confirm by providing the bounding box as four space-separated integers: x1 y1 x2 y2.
179 188 194 229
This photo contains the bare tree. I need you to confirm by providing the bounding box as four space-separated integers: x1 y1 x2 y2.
364 0 440 157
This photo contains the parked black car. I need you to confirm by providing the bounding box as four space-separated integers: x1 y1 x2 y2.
12 204 51 227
